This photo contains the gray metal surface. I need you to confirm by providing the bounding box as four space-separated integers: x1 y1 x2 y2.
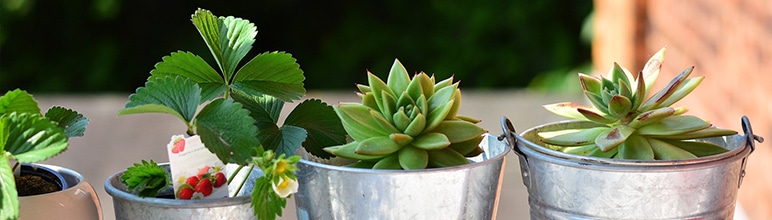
104 164 261 220
294 134 511 220
506 118 759 219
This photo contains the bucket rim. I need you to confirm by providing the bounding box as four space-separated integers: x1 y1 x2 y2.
514 120 751 168
298 133 511 174
103 164 252 208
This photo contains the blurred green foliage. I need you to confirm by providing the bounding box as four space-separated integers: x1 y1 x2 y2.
0 0 592 93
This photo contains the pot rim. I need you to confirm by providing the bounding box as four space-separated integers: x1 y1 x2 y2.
298 133 511 174
103 163 252 208
513 120 752 168
18 163 84 197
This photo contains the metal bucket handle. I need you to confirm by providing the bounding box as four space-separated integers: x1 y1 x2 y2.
739 115 765 187
500 116 532 188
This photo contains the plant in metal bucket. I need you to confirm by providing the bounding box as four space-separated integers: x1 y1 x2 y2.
540 47 737 160
0 89 89 220
323 59 486 169
116 9 345 220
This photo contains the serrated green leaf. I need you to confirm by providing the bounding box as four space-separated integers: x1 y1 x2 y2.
257 125 307 157
648 138 697 160
637 115 710 136
618 135 654 160
398 146 428 170
284 99 346 159
386 59 410 96
195 98 261 165
120 160 169 198
5 113 68 163
232 52 306 102
192 9 256 80
0 89 40 115
0 118 8 152
44 106 89 138
411 133 451 150
149 51 225 102
231 91 283 125
120 76 201 123
0 155 18 220
252 176 286 220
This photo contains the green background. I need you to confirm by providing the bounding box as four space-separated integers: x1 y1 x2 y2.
0 0 593 93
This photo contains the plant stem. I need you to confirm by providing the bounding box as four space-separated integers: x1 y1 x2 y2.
230 164 255 197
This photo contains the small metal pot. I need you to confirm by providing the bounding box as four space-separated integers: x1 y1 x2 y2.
501 116 764 219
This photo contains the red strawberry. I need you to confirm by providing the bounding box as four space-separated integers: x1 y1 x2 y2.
177 184 194 200
171 137 185 154
197 166 211 178
194 178 213 196
213 172 226 188
185 176 199 187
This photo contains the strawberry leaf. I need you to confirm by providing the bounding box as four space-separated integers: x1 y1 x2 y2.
0 89 40 115
4 112 68 163
120 76 202 124
44 106 89 138
251 176 286 220
231 52 305 102
0 154 18 220
195 98 260 165
257 125 307 157
149 51 226 102
120 160 169 198
192 9 256 80
284 99 346 159
231 91 283 126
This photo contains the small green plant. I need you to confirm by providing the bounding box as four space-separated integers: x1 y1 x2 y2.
117 9 345 220
0 89 89 220
323 59 486 169
539 47 737 160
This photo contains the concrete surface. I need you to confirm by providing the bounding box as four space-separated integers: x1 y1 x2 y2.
34 90 748 220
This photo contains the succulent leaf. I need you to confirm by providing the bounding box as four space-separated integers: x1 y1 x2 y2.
647 138 697 160
539 127 610 146
427 148 470 167
642 47 666 92
354 136 401 156
660 139 728 157
327 60 484 169
607 95 633 118
577 108 616 124
579 73 601 94
628 107 675 128
617 135 654 160
657 76 703 108
639 66 693 112
636 115 710 136
543 102 592 121
411 133 451 150
646 126 737 140
595 125 634 152
560 144 598 156
398 146 429 170
431 120 486 143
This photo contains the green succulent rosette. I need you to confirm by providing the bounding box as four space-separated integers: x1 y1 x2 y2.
540 47 737 160
324 59 486 169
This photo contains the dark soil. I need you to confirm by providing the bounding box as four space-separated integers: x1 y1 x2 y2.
16 175 61 196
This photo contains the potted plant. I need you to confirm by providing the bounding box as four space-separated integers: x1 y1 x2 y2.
293 59 512 219
0 89 100 220
102 8 346 220
502 47 765 219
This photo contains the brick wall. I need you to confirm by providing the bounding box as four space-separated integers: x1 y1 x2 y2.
594 0 772 219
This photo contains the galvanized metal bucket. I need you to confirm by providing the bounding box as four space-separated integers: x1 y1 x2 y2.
501 116 764 220
104 164 261 220
294 133 511 220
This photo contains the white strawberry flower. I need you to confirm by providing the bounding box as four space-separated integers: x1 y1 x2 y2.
272 176 298 198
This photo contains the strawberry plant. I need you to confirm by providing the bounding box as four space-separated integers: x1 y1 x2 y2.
0 89 89 220
117 8 346 220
